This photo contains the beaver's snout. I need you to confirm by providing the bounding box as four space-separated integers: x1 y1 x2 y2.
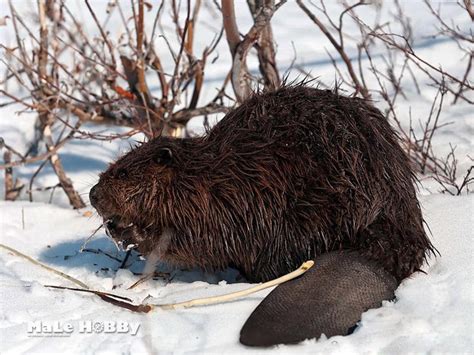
89 184 99 207
89 184 121 222
89 183 111 219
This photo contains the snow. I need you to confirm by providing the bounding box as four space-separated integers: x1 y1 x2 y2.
0 1 473 354
1 195 472 354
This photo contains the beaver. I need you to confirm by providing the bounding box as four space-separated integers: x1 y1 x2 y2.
89 85 435 346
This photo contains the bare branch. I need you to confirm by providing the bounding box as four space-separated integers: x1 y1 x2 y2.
296 0 370 99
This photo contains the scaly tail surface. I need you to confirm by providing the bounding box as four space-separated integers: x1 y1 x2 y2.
240 251 398 347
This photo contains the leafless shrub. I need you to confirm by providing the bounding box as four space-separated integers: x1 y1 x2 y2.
296 0 473 195
430 146 473 196
0 0 472 207
1 0 232 207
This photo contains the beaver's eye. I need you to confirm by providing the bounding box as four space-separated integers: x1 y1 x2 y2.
153 148 173 166
116 168 128 179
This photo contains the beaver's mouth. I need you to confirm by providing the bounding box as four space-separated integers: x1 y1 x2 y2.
103 215 144 251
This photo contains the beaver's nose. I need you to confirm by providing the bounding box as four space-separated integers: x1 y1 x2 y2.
89 184 99 207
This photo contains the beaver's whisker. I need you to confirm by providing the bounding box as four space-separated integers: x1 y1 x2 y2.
105 228 121 251
80 221 108 252
144 222 154 229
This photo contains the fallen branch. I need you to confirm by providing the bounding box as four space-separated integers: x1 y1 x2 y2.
0 242 150 312
0 242 89 289
44 284 133 302
155 260 314 310
0 242 314 313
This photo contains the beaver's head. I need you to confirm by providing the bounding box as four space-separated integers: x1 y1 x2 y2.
89 137 181 254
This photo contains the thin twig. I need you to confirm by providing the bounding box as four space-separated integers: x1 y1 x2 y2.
156 260 314 310
0 243 89 289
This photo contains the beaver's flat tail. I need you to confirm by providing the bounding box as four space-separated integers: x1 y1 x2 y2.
240 251 398 347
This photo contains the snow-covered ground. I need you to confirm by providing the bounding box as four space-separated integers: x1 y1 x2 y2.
0 195 472 354
1 1 473 354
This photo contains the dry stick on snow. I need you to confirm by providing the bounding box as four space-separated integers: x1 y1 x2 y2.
44 285 133 302
0 242 89 289
81 248 123 263
0 242 149 312
155 260 314 310
119 249 133 269
106 260 315 311
0 242 314 313
127 273 155 290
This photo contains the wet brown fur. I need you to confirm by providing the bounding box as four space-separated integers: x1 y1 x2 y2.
90 84 435 283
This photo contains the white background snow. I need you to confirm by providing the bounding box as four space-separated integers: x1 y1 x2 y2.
0 1 473 354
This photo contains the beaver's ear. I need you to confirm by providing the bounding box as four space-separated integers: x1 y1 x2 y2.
153 148 173 166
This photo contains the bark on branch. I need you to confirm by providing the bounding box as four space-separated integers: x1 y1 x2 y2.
36 0 85 209
222 0 280 102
